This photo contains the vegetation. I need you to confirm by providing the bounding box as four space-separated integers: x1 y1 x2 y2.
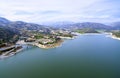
57 32 73 38
34 34 44 39
75 28 99 33
112 30 120 37
62 34 73 38
0 27 19 44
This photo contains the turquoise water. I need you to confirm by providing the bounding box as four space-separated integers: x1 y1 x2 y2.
0 34 120 78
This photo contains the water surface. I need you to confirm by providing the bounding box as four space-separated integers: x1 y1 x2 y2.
0 34 120 78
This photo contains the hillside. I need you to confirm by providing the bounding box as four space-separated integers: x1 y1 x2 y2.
76 28 99 33
110 22 120 30
0 17 51 44
1 16 120 44
0 27 19 44
0 17 48 32
112 30 120 37
47 22 112 30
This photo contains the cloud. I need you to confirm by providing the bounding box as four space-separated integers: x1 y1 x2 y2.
0 0 120 23
14 11 35 15
81 0 120 18
39 11 62 15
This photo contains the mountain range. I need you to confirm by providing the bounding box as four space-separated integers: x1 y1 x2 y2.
0 17 49 44
0 17 47 31
44 21 120 30
1 17 120 31
0 16 120 44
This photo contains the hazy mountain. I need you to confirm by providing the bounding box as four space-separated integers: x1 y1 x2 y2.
47 22 112 30
0 17 49 32
0 17 11 25
43 21 75 28
110 22 120 30
0 17 114 31
0 17 51 43
9 21 45 30
71 22 111 30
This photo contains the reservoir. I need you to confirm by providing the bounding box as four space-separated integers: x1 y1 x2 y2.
0 34 120 78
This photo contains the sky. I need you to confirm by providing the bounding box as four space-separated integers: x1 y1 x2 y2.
0 0 120 24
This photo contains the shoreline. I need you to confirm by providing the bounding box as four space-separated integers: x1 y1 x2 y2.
34 40 63 49
106 33 120 41
78 33 103 35
111 36 120 40
110 35 120 41
1 33 110 59
0 46 24 59
76 32 120 41
0 40 28 59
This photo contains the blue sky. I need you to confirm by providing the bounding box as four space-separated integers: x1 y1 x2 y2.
0 0 120 24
